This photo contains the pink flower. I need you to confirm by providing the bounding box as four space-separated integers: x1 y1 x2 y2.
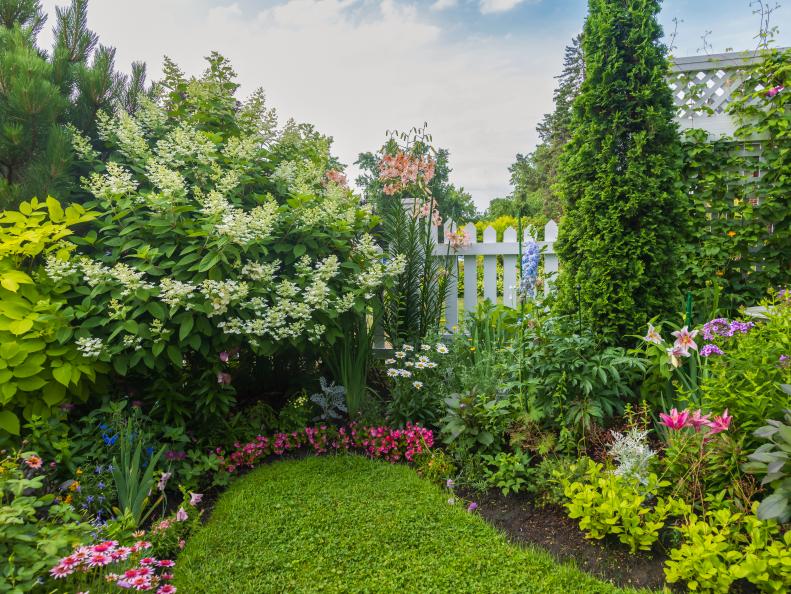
158 585 177 594
25 454 43 469
87 552 112 567
217 372 232 385
671 326 699 352
50 564 73 578
467 502 478 512
766 85 784 98
178 539 186 550
176 507 189 522
60 555 80 568
666 345 689 368
447 228 471 250
688 409 711 432
219 351 230 363
129 575 151 589
643 324 663 345
157 472 171 491
158 559 175 567
707 409 732 435
139 557 157 566
659 408 690 430
189 492 203 506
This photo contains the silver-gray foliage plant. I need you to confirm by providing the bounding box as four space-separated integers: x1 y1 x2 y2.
310 377 347 421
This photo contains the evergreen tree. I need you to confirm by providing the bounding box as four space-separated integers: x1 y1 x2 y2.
554 0 684 344
0 0 144 209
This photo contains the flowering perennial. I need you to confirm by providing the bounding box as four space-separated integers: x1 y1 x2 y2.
659 407 732 435
216 423 434 472
378 151 436 195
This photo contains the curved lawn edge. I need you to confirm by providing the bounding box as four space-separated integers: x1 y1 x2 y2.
175 455 653 594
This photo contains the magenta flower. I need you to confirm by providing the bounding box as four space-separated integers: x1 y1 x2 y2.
216 372 232 385
189 492 203 506
688 409 711 432
707 410 732 435
175 507 188 522
659 408 690 430
671 326 699 352
766 85 784 98
467 502 478 512
219 351 229 363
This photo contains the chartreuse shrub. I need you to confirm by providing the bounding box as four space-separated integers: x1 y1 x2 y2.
55 54 403 425
554 0 684 343
175 456 643 594
665 504 791 594
0 197 105 437
562 459 690 553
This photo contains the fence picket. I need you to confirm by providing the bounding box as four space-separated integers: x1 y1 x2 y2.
482 226 497 303
502 226 517 307
543 220 559 295
444 220 458 331
463 222 478 315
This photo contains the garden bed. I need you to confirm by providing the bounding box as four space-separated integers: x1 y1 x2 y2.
467 489 667 591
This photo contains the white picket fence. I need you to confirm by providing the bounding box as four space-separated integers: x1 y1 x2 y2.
434 219 558 332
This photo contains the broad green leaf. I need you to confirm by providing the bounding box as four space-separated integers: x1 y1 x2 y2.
0 410 20 435
52 363 73 386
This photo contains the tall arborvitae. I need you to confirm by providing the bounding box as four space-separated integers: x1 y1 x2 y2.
0 0 146 209
554 0 684 343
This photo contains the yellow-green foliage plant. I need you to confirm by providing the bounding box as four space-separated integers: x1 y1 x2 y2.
562 459 690 553
0 197 104 437
665 504 791 594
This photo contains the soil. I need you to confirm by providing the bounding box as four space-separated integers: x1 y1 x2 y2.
464 489 669 591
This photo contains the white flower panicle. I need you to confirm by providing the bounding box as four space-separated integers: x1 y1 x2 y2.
66 124 99 162
159 278 196 308
83 162 139 200
200 280 249 317
240 261 279 282
146 161 187 199
97 111 150 163
110 263 155 297
76 336 104 358
45 255 78 283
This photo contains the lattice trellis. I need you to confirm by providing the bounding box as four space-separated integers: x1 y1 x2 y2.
670 51 771 135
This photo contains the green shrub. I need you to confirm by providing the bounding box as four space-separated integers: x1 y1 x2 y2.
562 459 690 553
0 197 104 437
60 54 402 425
0 451 89 593
482 449 533 495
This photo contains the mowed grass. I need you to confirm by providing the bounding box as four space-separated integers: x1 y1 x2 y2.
175 455 650 594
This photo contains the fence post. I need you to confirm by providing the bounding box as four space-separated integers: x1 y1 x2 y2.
543 220 559 295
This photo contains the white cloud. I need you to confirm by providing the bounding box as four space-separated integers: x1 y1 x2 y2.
431 0 458 11
479 0 530 15
39 0 564 209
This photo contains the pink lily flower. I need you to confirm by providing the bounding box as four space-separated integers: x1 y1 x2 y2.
659 408 690 430
672 326 699 352
666 345 689 368
644 323 663 345
688 409 711 432
707 409 732 435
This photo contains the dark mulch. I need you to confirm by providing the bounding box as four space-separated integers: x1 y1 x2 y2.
464 489 669 592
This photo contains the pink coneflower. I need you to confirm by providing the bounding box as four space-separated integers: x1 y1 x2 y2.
25 454 43 469
88 552 112 567
157 585 177 594
139 557 157 566
136 566 153 577
125 569 141 578
114 546 133 560
60 555 80 568
129 575 151 589
158 560 175 568
161 573 174 581
92 542 113 553
50 564 73 578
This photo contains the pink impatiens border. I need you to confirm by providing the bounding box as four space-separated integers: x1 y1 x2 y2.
215 423 434 473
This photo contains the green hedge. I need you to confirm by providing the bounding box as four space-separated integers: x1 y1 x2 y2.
175 455 646 594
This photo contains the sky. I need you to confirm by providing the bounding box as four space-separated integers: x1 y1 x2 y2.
39 0 791 211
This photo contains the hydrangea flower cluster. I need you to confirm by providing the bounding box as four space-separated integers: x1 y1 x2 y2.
216 422 434 472
49 539 176 593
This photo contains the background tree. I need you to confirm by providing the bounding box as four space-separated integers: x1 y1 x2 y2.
0 0 145 209
554 0 684 344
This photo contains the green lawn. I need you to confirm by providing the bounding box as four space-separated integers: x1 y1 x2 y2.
175 455 649 593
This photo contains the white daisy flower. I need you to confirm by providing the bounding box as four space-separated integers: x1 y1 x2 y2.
436 343 448 354
421 344 431 351
385 358 396 365
398 369 412 378
394 351 406 359
386 368 399 377
413 381 423 389
403 344 414 352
